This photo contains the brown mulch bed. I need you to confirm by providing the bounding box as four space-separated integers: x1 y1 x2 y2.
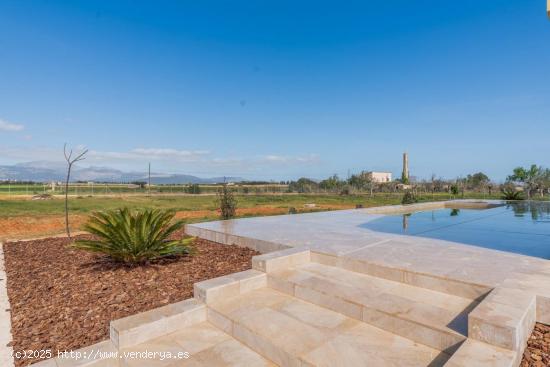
4 232 259 366
521 323 550 367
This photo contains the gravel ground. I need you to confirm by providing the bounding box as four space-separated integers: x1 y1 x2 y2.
4 233 258 366
5 232 549 367
521 322 550 367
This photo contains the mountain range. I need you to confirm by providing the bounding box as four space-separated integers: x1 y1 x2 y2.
0 161 243 184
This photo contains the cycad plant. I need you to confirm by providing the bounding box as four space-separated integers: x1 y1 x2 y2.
72 208 194 264
501 185 524 201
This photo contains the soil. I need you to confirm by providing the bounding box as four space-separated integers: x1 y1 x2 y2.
0 214 88 241
521 322 550 367
4 232 550 366
3 233 259 366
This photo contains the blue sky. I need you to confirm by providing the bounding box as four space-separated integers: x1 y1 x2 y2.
0 0 549 181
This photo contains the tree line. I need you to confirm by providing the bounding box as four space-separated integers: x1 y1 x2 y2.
286 167 550 200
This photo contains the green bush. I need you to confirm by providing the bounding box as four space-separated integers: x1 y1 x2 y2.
217 184 237 219
402 190 417 205
340 185 352 196
72 208 193 264
185 184 201 194
450 184 459 196
501 184 524 200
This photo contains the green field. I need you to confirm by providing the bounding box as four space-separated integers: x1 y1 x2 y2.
0 192 502 219
0 183 287 196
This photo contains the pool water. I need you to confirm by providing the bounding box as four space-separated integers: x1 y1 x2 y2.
361 201 550 259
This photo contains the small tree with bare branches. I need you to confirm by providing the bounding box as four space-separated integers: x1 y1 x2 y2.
217 183 237 219
63 144 88 238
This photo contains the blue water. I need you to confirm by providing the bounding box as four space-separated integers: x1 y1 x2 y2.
361 202 550 259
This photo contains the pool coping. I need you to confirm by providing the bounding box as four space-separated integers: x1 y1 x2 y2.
186 199 550 364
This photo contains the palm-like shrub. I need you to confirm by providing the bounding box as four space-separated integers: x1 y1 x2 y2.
72 208 193 264
501 185 524 200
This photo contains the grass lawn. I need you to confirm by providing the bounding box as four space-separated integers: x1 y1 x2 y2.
0 192 501 218
0 192 502 240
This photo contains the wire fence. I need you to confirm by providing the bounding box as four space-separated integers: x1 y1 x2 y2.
0 183 291 196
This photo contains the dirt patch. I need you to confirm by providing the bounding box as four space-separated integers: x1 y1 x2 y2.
0 215 88 241
4 233 259 366
521 322 550 366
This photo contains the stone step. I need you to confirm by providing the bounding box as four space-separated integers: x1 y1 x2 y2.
444 339 519 367
208 287 450 367
119 321 275 367
268 262 477 353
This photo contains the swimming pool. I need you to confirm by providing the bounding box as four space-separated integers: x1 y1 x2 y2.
361 201 550 259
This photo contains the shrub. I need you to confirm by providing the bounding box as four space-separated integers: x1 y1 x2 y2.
501 184 524 200
450 184 459 196
402 190 417 205
288 178 318 193
185 184 201 194
217 184 237 219
340 185 352 196
72 208 193 264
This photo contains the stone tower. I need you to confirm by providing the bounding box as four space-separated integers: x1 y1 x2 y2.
402 152 409 183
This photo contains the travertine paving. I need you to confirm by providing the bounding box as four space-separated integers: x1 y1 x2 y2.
208 288 446 366
121 322 275 367
33 201 550 366
269 262 475 351
0 243 14 367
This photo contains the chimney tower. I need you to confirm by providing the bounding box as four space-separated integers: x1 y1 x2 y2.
402 152 409 183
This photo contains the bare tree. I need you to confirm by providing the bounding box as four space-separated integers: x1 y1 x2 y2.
63 144 88 238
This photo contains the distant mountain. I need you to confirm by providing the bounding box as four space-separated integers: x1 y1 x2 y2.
0 161 243 184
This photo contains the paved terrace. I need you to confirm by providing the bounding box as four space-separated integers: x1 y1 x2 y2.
185 200 550 365
186 201 550 286
34 200 550 366
187 200 548 288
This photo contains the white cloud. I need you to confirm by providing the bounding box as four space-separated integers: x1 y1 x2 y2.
0 145 321 179
0 118 24 132
89 148 210 162
0 146 57 161
131 148 210 157
264 155 287 162
262 154 319 164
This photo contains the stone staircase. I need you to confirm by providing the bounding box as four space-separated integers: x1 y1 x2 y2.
266 261 474 353
35 248 521 367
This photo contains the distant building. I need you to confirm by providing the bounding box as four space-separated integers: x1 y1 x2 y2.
365 171 392 183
